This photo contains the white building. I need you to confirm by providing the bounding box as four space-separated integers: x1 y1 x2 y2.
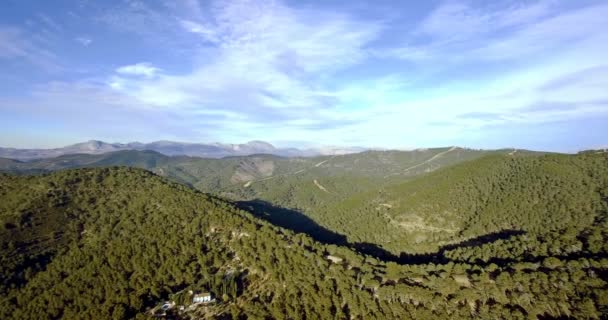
193 292 213 304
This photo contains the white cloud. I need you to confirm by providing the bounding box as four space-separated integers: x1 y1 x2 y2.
179 19 219 43
116 62 161 77
111 0 382 117
75 37 92 46
182 0 382 72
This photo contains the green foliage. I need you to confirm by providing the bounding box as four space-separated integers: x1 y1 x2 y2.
315 152 608 254
0 150 607 319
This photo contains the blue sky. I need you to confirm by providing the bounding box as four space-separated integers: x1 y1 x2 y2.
0 0 606 151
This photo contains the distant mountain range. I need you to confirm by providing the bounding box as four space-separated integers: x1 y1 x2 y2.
0 140 368 160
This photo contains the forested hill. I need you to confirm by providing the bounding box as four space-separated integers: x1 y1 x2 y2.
1 167 608 319
0 147 527 187
0 167 385 319
312 152 608 254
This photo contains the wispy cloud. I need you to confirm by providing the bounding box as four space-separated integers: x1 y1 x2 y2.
418 1 553 40
472 4 608 61
97 0 188 48
381 1 607 62
36 13 63 32
355 0 608 139
0 26 60 71
0 80 204 143
75 36 92 46
109 0 382 129
116 62 161 77
179 19 219 43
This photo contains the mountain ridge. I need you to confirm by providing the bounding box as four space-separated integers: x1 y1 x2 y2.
0 140 369 160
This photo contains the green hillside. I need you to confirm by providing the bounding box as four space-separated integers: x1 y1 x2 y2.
311 152 608 254
0 147 520 188
0 148 531 243
0 147 518 216
0 168 386 319
1 167 608 319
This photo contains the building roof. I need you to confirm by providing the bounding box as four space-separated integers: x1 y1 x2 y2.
194 292 211 297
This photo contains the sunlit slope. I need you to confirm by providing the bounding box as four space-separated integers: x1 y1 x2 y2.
218 147 531 207
315 152 608 254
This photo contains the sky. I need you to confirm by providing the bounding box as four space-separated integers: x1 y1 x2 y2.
0 0 606 152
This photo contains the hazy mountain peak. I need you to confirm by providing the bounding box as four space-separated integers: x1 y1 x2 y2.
1 140 364 160
65 140 119 152
244 140 275 151
80 140 105 150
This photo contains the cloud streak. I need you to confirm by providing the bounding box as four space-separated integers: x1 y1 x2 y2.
116 62 161 77
0 26 60 71
75 37 92 46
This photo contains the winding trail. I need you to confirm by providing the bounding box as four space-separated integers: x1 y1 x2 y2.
314 159 330 167
313 179 330 193
243 175 277 187
402 146 457 172
243 155 337 187
314 155 337 167
384 146 458 179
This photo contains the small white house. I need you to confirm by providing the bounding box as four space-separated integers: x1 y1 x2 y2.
193 292 213 304
326 255 343 264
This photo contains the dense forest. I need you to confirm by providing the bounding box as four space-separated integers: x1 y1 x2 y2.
1 152 608 319
302 152 608 254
